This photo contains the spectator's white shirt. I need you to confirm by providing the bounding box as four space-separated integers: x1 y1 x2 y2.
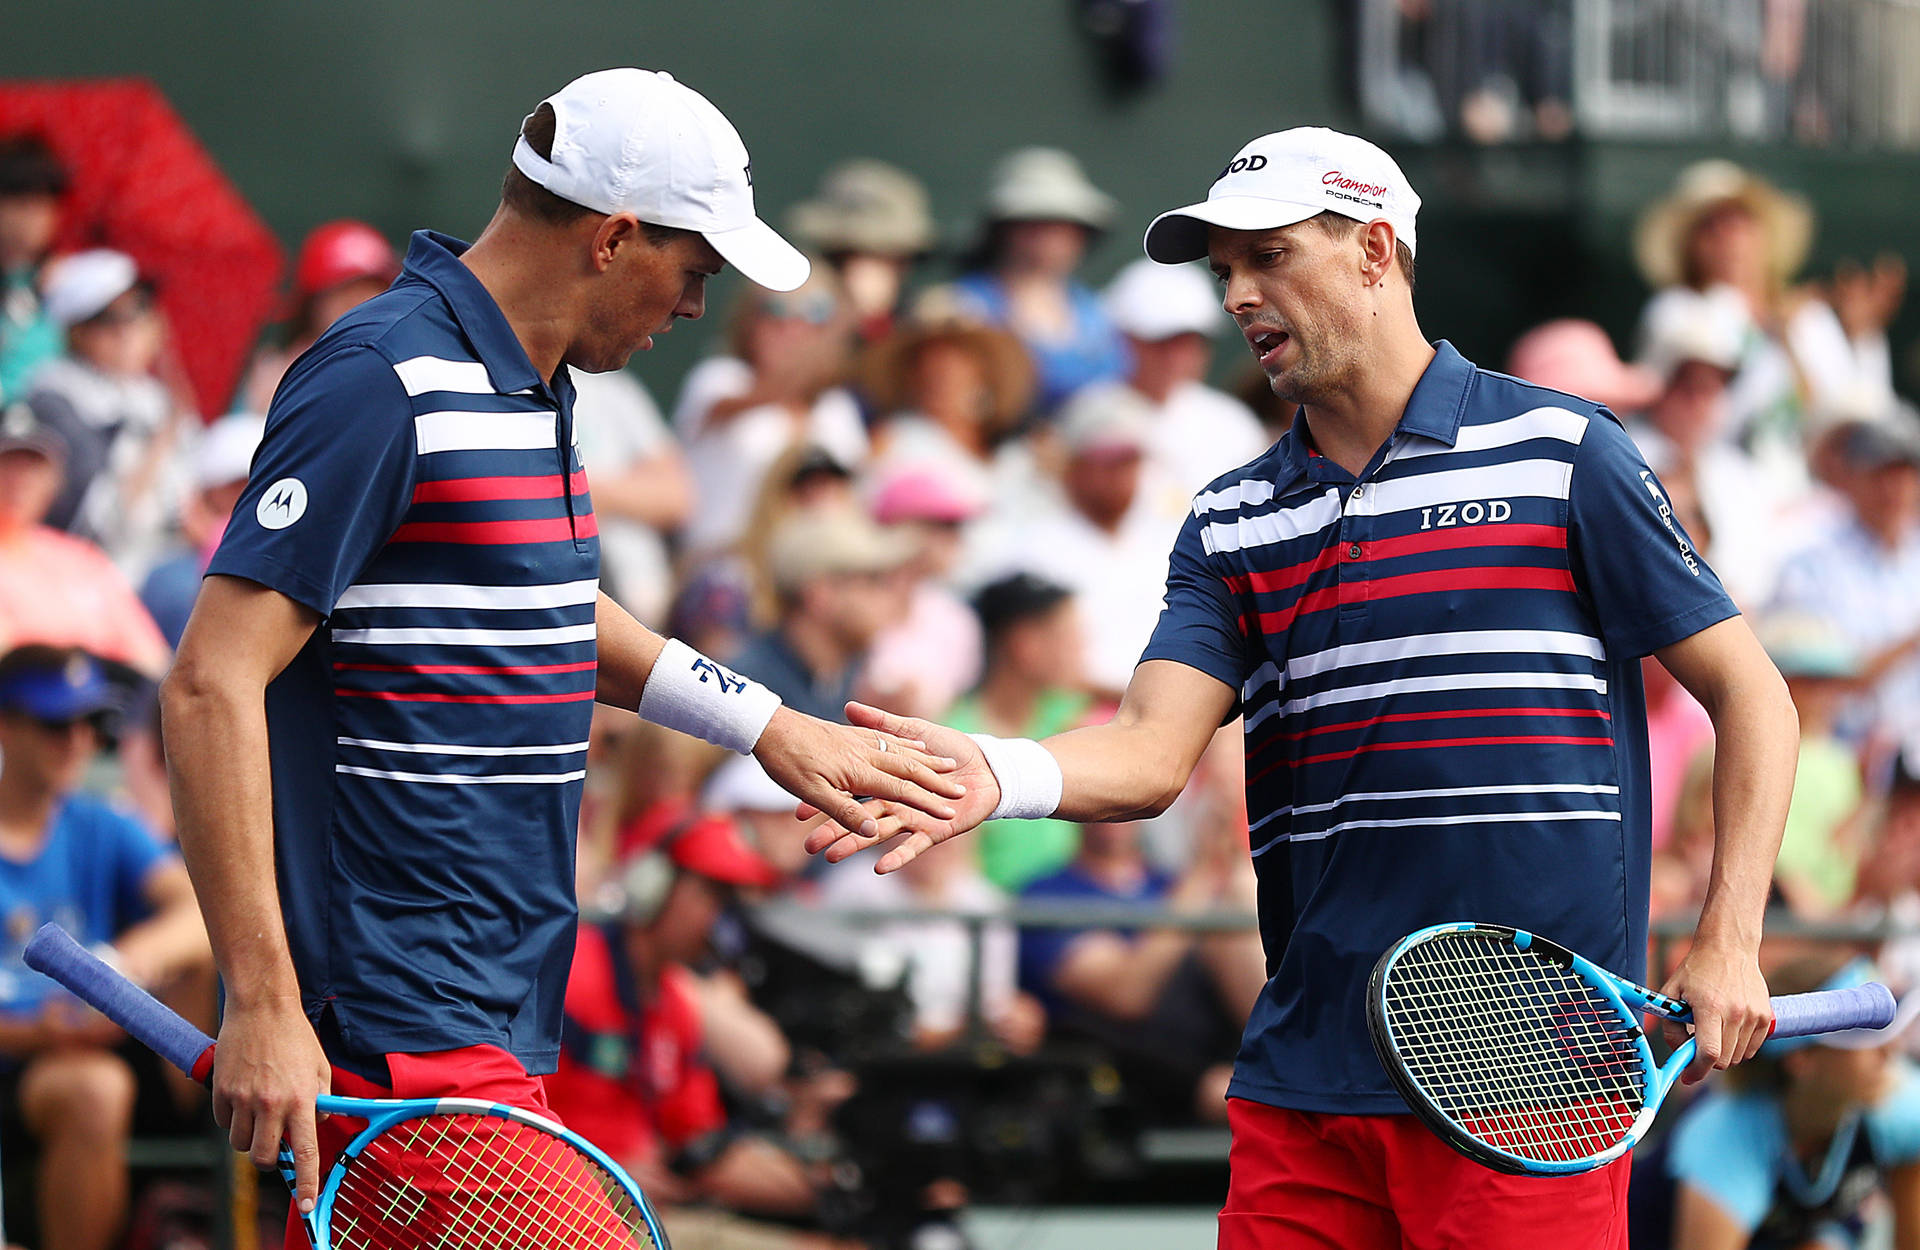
1772 517 1920 743
570 367 676 625
815 862 1017 1037
670 356 867 557
1137 380 1271 515
972 496 1179 696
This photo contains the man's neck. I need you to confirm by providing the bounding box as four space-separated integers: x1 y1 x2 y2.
1783 1080 1853 1152
1075 846 1146 894
460 213 576 382
1129 367 1179 408
1299 324 1435 478
781 614 854 686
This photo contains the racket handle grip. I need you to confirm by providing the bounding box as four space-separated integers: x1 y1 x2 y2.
1770 982 1898 1039
23 923 217 1081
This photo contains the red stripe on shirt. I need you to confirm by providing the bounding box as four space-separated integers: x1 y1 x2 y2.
1253 732 1615 777
411 471 590 504
333 660 599 677
1250 565 1575 633
1223 545 1344 597
1246 705 1612 771
389 514 600 545
334 688 597 705
1363 522 1567 563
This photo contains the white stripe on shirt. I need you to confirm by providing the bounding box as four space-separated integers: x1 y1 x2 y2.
1393 407 1590 461
1286 629 1605 683
329 623 598 647
414 410 555 455
337 737 591 757
335 765 588 785
1203 488 1342 555
1195 479 1278 515
1247 781 1621 834
1360 458 1574 518
336 579 600 611
1252 807 1622 855
392 356 496 397
1248 669 1610 725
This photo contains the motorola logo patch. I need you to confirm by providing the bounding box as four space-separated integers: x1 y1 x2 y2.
257 477 309 530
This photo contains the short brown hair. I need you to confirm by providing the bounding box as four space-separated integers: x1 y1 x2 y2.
499 104 697 249
1308 211 1416 294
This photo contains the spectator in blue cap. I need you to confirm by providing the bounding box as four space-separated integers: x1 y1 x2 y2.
0 644 208 1250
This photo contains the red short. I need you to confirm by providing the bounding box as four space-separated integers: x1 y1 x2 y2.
1218 1099 1630 1250
283 1044 551 1250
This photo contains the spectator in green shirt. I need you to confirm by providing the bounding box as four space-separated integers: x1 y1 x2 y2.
1763 613 1870 916
944 573 1093 891
0 136 68 403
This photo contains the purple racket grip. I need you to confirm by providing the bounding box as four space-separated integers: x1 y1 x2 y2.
22 923 217 1080
1770 982 1898 1040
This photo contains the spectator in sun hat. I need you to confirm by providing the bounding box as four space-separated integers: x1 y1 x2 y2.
29 248 195 572
954 147 1128 413
1633 160 1899 457
788 158 936 345
672 266 867 560
861 285 1039 507
0 402 168 676
728 505 915 723
1086 257 1268 511
0 134 70 403
862 460 988 721
235 220 400 413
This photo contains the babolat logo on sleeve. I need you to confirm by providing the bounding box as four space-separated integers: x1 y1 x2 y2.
1639 470 1701 576
691 656 748 695
256 478 309 530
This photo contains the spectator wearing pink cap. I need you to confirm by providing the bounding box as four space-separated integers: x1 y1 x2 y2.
235 221 400 413
861 463 987 721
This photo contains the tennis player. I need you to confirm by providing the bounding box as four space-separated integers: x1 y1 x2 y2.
810 127 1800 1249
158 69 963 1232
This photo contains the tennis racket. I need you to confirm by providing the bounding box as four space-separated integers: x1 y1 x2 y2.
1367 921 1898 1177
23 922 670 1250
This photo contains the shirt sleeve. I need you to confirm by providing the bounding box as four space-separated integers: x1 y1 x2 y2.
206 345 418 616
1566 412 1739 658
1666 1094 1779 1231
1138 505 1246 697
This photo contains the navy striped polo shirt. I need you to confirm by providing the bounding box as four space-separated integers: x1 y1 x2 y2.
1142 341 1736 1114
210 231 599 1074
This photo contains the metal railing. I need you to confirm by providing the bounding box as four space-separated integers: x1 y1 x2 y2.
1357 0 1920 148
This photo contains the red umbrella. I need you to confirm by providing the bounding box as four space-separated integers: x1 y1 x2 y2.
0 78 285 417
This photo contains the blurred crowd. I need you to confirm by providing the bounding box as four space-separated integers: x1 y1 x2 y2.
2 120 1920 1250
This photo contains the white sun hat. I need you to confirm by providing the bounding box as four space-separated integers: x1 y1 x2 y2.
1144 126 1420 265
511 67 809 292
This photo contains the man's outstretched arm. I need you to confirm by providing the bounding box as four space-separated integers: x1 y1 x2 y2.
804 659 1236 873
592 591 966 836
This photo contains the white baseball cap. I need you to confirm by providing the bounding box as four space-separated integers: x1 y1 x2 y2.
511 68 810 292
1103 258 1226 341
194 413 266 491
1144 127 1420 265
43 249 142 327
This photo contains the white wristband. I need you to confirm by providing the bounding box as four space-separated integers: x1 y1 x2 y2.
968 734 1064 821
638 638 783 755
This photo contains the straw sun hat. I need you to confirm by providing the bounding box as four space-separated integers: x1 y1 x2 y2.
857 287 1036 436
1632 159 1814 290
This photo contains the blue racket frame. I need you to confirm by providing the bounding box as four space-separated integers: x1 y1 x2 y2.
23 922 671 1249
1367 921 1899 1176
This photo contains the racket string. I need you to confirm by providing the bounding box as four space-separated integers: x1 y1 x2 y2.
1384 934 1647 1165
330 1112 657 1250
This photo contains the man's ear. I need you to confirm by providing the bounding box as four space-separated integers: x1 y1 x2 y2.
591 213 644 273
1360 219 1397 286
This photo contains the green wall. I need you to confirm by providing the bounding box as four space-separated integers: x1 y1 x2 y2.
8 1 1918 404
